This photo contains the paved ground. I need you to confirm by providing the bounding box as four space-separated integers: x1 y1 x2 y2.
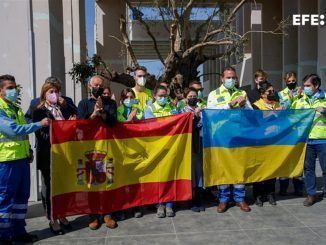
25 168 326 245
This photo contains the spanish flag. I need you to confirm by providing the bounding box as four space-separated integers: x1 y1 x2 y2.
202 109 315 186
50 113 193 219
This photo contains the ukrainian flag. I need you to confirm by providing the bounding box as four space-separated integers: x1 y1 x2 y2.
202 109 316 186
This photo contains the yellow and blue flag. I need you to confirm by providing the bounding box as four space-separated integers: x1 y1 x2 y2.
202 109 316 186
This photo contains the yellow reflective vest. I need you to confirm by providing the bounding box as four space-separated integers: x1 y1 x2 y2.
0 98 30 162
207 84 248 108
147 101 176 118
291 92 326 139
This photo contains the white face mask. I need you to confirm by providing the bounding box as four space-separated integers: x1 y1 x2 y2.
136 77 146 87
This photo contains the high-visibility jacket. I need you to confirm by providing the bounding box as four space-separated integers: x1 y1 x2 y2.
131 87 153 112
207 84 248 108
291 92 326 139
147 101 176 118
117 104 143 122
0 98 30 162
278 87 298 109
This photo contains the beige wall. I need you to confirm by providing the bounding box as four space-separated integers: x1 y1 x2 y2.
0 0 86 201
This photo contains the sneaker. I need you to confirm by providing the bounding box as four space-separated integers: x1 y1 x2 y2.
255 196 263 207
267 194 277 205
166 207 175 217
134 207 143 218
156 205 166 218
190 206 201 212
199 206 205 212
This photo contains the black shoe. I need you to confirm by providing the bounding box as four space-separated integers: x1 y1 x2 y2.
49 222 65 235
293 191 303 197
279 191 289 196
0 238 13 245
268 194 277 205
13 233 38 243
255 196 263 207
59 221 73 230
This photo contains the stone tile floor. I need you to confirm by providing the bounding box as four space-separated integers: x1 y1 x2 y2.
24 189 326 245
25 166 326 245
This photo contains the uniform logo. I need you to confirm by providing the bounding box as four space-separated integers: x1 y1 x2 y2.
76 150 114 186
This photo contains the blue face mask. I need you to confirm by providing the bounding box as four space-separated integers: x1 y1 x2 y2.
5 88 18 102
304 87 314 97
156 96 168 106
224 79 236 89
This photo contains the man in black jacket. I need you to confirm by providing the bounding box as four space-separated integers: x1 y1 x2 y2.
77 75 117 230
246 69 268 105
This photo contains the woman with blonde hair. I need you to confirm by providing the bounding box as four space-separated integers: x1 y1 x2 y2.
32 77 76 235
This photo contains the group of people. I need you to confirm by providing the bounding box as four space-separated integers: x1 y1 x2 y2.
0 65 325 243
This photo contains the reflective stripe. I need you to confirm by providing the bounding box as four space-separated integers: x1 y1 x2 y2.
0 213 26 219
12 204 28 209
0 222 11 228
234 184 245 189
0 135 28 143
219 185 229 189
11 213 26 219
0 213 10 219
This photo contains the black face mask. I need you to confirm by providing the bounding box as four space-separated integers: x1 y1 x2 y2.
101 96 110 104
258 81 266 88
287 82 297 90
91 87 104 98
188 98 198 107
267 92 278 102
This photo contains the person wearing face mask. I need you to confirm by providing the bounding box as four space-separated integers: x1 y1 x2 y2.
131 66 153 112
278 72 304 196
117 88 143 122
291 74 326 207
25 77 77 123
278 72 299 109
207 67 252 213
0 75 50 244
189 79 207 108
32 82 76 235
77 75 117 230
252 82 280 206
144 85 178 218
182 88 205 212
246 69 268 105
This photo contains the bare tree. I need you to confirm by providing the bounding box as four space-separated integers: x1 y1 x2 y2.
69 0 288 96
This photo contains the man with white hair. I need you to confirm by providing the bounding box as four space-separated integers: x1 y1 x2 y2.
77 75 117 230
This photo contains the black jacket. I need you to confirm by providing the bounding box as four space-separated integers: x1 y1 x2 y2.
32 105 74 170
25 96 77 123
77 97 117 126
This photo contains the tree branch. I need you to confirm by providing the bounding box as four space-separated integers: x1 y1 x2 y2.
125 0 165 65
156 3 171 33
203 0 248 42
182 40 234 59
119 15 139 67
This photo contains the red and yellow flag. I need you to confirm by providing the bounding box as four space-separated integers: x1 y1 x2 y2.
50 113 193 219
